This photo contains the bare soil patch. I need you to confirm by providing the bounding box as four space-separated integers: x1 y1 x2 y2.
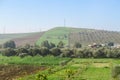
0 65 47 80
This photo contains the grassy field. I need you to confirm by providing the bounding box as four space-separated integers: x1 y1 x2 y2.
0 55 71 80
0 54 120 80
11 58 119 80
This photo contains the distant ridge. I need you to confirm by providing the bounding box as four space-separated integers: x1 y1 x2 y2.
0 27 120 47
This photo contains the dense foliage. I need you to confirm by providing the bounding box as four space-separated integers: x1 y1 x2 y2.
3 40 16 48
2 46 120 58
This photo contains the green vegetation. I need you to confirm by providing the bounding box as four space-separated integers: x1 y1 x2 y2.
0 55 70 65
36 27 71 46
17 58 120 80
1 27 120 80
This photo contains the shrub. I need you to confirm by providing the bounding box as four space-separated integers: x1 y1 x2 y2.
17 48 29 55
73 42 82 48
50 48 61 56
36 73 47 80
60 49 73 57
112 65 120 79
57 41 64 48
29 48 40 56
2 48 16 56
3 40 16 48
40 47 49 56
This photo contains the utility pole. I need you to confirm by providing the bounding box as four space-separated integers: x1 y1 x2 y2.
3 26 6 34
64 18 66 27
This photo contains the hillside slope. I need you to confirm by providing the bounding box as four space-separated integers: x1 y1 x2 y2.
36 27 120 46
12 32 44 47
36 27 72 46
0 32 44 47
0 33 35 45
70 30 120 46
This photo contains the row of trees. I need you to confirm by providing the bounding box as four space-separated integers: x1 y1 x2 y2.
2 47 120 58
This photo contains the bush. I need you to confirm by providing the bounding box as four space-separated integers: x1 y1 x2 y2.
112 65 120 79
93 48 106 58
73 42 82 48
57 41 64 48
60 49 73 57
40 47 49 56
75 49 84 58
3 40 16 48
29 48 41 56
17 48 28 55
2 48 16 56
50 48 61 56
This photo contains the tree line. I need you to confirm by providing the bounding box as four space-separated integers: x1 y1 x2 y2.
1 40 120 58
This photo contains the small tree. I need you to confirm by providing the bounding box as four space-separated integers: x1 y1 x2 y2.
112 65 120 79
50 48 61 56
29 48 40 56
41 40 50 48
49 42 56 49
24 44 31 49
40 47 49 56
57 41 64 48
2 48 16 56
3 40 16 48
17 48 28 55
108 42 114 47
74 42 82 48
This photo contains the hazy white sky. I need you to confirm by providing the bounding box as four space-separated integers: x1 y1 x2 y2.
0 0 120 33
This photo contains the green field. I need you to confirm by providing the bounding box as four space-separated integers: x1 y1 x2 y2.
0 56 120 80
1 54 120 80
18 58 119 80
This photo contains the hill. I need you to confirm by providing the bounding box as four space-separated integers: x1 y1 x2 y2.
12 32 44 47
0 32 44 47
36 27 70 46
1 27 120 47
69 29 120 46
36 27 120 47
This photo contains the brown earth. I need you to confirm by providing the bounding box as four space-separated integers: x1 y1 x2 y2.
12 32 44 47
0 65 47 80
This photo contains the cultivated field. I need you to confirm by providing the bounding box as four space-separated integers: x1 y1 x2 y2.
0 54 119 80
12 32 44 47
69 29 120 46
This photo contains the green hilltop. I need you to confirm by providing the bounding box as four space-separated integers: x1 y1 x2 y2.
36 27 70 46
36 27 96 46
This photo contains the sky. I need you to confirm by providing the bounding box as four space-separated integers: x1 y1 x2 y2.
0 0 120 33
